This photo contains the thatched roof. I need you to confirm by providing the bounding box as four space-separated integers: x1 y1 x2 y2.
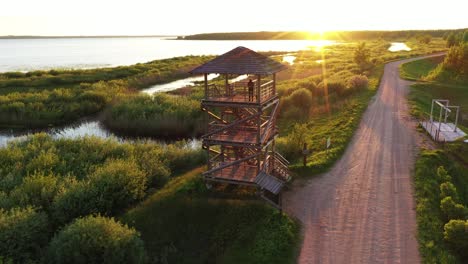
190 46 287 75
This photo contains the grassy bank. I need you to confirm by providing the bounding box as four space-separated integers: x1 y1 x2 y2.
414 149 468 263
401 52 468 128
0 56 212 129
399 55 445 80
122 168 300 264
0 56 211 90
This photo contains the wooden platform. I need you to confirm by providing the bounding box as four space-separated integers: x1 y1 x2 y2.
208 163 258 184
421 121 467 142
206 129 259 145
202 94 277 107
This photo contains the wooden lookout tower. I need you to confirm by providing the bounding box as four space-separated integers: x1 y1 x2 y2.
190 46 291 208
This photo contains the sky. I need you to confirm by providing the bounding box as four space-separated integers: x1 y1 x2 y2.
1 0 467 36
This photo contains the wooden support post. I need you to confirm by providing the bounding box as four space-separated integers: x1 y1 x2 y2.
272 140 275 174
220 145 225 162
430 99 434 122
257 75 261 103
204 73 208 99
272 73 276 95
225 74 229 96
257 120 262 176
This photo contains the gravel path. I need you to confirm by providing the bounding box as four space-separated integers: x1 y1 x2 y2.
284 54 444 264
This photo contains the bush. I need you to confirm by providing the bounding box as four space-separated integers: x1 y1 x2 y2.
48 215 147 264
440 196 466 221
276 123 309 160
316 80 346 97
437 166 452 182
347 75 369 92
9 172 61 211
52 181 100 225
52 160 147 224
444 219 468 257
440 182 459 201
88 159 147 214
284 88 313 110
0 207 49 262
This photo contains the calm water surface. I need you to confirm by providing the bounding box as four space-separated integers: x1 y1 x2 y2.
388 42 411 52
0 120 201 148
0 37 334 72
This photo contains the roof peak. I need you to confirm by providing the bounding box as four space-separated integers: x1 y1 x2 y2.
190 46 287 75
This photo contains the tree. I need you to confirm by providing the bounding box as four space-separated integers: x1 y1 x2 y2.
417 34 432 44
446 33 457 47
354 42 370 72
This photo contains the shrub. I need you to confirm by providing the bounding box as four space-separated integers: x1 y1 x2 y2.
440 182 459 201
440 196 466 221
47 215 147 264
316 80 346 97
88 159 147 214
437 166 452 182
347 75 369 92
9 172 61 211
53 160 147 224
52 181 99 225
277 123 309 160
444 220 468 257
0 207 49 262
285 88 313 110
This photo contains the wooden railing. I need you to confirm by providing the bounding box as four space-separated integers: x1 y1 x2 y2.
205 80 275 103
259 81 274 102
261 153 290 182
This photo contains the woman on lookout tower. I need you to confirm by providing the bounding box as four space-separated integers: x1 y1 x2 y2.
247 79 254 101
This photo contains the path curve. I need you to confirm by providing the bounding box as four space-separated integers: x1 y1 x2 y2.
284 54 444 264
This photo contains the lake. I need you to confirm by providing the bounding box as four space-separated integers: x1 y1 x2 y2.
0 37 334 72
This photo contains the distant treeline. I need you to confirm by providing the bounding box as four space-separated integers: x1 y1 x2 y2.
181 29 468 41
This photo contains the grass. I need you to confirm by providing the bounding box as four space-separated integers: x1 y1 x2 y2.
401 55 468 128
399 56 445 80
122 167 301 264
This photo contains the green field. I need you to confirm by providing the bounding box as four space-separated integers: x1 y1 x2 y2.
401 56 468 128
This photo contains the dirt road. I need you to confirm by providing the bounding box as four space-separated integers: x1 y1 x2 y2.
284 54 444 264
